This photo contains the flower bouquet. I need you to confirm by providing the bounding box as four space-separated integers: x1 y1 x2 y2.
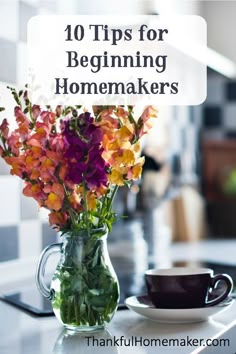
0 87 157 331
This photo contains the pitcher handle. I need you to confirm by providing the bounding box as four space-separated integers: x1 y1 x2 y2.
35 243 62 299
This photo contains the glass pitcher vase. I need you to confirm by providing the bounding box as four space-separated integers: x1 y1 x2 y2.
36 226 120 332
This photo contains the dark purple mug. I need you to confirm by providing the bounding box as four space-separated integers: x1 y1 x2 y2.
145 267 233 309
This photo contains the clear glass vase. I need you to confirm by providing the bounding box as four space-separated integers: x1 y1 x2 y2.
36 226 120 332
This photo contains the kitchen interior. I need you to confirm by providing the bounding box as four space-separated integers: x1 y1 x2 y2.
0 0 236 353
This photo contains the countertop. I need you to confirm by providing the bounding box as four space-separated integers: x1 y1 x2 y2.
0 296 236 354
1 239 236 354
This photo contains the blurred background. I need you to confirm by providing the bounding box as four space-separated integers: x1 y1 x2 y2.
0 0 236 287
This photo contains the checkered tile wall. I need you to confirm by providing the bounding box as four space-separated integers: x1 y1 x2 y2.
169 105 201 181
169 73 236 182
202 74 236 140
0 0 59 263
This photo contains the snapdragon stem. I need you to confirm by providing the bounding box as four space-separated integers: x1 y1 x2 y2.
68 209 77 230
62 183 77 230
107 185 119 212
82 179 90 237
0 139 10 156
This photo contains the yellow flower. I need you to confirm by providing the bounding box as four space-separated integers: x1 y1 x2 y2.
131 164 143 180
116 126 133 141
113 150 135 167
87 192 97 210
108 169 124 186
127 157 145 180
133 141 141 154
110 139 131 150
107 140 120 151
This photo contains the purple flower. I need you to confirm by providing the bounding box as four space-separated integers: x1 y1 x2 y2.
62 112 108 188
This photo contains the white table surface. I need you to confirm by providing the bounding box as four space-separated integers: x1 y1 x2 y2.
0 240 236 354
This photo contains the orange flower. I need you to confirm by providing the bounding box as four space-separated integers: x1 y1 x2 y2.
40 157 55 172
59 164 67 180
25 155 40 169
51 183 65 200
39 156 56 182
43 183 65 211
95 185 108 197
5 155 25 177
31 146 42 158
30 169 40 180
45 192 63 211
68 192 82 211
23 182 46 206
49 211 68 227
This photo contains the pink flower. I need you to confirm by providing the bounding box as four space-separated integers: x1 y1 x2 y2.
7 132 22 155
32 105 41 120
14 107 29 124
41 111 56 125
49 135 65 152
0 118 9 139
137 106 158 138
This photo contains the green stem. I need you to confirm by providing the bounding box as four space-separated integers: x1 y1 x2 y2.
68 209 77 229
107 185 119 212
0 138 11 157
82 178 90 236
62 183 77 229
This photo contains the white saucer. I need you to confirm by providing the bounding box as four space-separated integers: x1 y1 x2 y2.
125 295 234 324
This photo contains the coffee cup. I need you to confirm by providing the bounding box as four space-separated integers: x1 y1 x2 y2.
145 267 233 309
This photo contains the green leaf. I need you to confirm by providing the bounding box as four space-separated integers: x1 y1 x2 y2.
88 289 100 296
